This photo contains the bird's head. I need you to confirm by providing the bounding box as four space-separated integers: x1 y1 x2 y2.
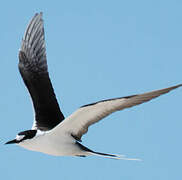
5 130 37 144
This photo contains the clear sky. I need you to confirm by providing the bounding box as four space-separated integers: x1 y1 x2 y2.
1 0 182 179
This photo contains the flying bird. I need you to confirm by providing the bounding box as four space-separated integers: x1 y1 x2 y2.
5 12 182 160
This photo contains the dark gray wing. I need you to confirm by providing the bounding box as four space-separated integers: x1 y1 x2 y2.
52 84 181 141
18 13 64 131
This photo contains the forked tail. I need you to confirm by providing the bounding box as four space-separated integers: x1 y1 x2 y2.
76 142 141 160
91 151 141 161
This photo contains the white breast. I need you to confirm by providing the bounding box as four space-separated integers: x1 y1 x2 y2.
18 130 84 156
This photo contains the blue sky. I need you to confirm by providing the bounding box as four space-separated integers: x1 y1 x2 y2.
1 0 182 179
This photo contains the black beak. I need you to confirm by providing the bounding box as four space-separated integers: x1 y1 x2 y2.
5 139 17 145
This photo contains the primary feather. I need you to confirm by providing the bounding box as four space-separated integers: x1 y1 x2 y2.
51 84 182 141
18 13 64 131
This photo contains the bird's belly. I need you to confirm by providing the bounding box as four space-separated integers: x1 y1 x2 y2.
18 134 81 156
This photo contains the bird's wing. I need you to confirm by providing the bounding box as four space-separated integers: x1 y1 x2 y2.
18 13 64 131
50 84 181 141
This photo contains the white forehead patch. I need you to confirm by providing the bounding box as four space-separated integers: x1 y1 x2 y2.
16 135 25 141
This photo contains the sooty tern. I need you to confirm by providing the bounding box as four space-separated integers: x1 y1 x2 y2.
5 12 182 160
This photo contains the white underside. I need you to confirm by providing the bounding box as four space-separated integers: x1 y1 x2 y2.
18 130 90 157
17 129 141 160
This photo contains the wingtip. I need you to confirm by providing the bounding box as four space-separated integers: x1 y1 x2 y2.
38 12 43 18
34 12 43 16
34 12 43 21
169 83 182 91
177 84 182 88
161 83 182 92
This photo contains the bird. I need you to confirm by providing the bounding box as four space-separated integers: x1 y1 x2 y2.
5 12 182 160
